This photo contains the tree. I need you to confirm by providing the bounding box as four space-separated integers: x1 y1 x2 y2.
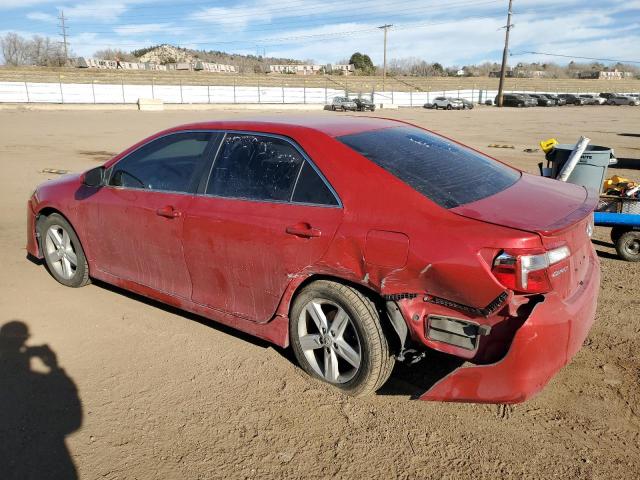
93 48 135 62
349 52 375 74
1 33 29 66
0 32 68 66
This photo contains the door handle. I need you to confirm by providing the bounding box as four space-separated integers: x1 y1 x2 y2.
156 206 182 218
286 223 321 238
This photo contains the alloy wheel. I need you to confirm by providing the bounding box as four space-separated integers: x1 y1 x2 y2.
297 299 362 384
44 224 78 280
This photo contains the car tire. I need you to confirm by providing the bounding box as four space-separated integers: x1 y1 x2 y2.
289 280 395 396
331 105 336 111
615 231 640 262
38 213 90 288
611 226 627 245
446 104 452 110
630 102 635 106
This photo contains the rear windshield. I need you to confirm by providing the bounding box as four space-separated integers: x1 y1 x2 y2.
337 126 520 208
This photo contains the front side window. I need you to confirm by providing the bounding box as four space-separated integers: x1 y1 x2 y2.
206 134 303 202
338 126 520 209
109 132 214 193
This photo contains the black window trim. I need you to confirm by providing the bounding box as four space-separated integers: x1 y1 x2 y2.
105 130 222 196
105 129 342 208
201 130 342 209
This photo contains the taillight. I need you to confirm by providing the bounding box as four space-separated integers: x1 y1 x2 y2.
492 246 570 293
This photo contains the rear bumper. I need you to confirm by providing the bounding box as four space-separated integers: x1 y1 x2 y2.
419 255 600 404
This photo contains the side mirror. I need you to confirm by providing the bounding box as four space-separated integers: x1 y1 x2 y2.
82 166 105 187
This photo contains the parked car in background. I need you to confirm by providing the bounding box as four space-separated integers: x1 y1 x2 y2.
330 97 357 111
461 98 474 109
607 95 640 106
519 94 539 107
557 94 585 105
429 97 464 110
353 97 376 111
599 93 618 101
529 94 554 107
545 94 566 106
496 93 534 107
579 94 605 105
26 117 600 403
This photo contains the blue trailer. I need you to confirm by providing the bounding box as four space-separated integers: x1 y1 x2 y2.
594 196 640 261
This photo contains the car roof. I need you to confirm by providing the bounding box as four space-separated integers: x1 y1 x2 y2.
169 116 403 138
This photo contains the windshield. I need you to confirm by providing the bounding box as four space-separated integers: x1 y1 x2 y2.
337 126 520 208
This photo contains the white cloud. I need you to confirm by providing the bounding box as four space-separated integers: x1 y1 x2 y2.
26 11 56 22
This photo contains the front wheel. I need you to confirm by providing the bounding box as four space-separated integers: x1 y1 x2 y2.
290 281 395 396
446 104 452 110
38 213 90 287
616 231 640 262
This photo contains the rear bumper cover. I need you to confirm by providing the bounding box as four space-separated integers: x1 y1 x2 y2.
419 256 600 404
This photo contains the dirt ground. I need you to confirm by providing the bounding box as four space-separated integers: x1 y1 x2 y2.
1 105 639 479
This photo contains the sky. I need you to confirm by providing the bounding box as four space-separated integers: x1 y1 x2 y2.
1 0 639 66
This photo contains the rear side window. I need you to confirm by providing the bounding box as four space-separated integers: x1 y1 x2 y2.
206 134 303 202
292 162 339 206
338 126 520 208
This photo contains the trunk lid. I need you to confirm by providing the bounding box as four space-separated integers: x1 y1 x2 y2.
451 173 597 235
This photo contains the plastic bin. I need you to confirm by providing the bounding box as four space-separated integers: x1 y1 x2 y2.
546 144 616 194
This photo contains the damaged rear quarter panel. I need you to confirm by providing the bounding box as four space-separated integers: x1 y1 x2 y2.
287 133 543 313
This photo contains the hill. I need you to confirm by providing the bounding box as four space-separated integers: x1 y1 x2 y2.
129 44 304 73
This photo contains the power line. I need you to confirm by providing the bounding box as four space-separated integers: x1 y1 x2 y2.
74 0 502 30
512 51 640 65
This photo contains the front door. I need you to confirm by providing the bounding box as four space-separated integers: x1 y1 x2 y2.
84 131 219 298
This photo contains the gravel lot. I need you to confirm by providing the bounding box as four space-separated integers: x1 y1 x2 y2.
1 105 639 479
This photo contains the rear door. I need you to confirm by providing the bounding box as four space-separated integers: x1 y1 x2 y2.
183 132 343 322
85 131 220 298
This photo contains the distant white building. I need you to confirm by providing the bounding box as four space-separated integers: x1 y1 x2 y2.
269 64 324 74
74 57 236 73
578 69 633 80
327 64 355 75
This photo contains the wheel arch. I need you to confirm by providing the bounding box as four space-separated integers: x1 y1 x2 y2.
277 273 401 354
35 207 92 269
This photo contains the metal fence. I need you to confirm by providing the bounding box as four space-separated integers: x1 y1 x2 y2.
0 77 638 106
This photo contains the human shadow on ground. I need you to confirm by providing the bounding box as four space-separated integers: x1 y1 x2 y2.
0 320 82 480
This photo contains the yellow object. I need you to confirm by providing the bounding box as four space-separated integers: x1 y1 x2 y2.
603 175 636 193
540 138 558 154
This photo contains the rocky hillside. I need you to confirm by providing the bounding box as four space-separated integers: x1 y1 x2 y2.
131 44 303 73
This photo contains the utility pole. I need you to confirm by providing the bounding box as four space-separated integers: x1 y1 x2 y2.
496 0 513 107
378 24 392 91
58 10 69 64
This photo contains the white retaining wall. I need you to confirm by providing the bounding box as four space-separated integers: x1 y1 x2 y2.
0 81 625 105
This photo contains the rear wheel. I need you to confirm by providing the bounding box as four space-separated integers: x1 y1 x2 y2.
616 231 640 262
446 104 452 110
611 226 627 244
38 213 90 287
289 280 395 396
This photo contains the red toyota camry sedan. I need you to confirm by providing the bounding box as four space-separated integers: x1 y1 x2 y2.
26 117 600 403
